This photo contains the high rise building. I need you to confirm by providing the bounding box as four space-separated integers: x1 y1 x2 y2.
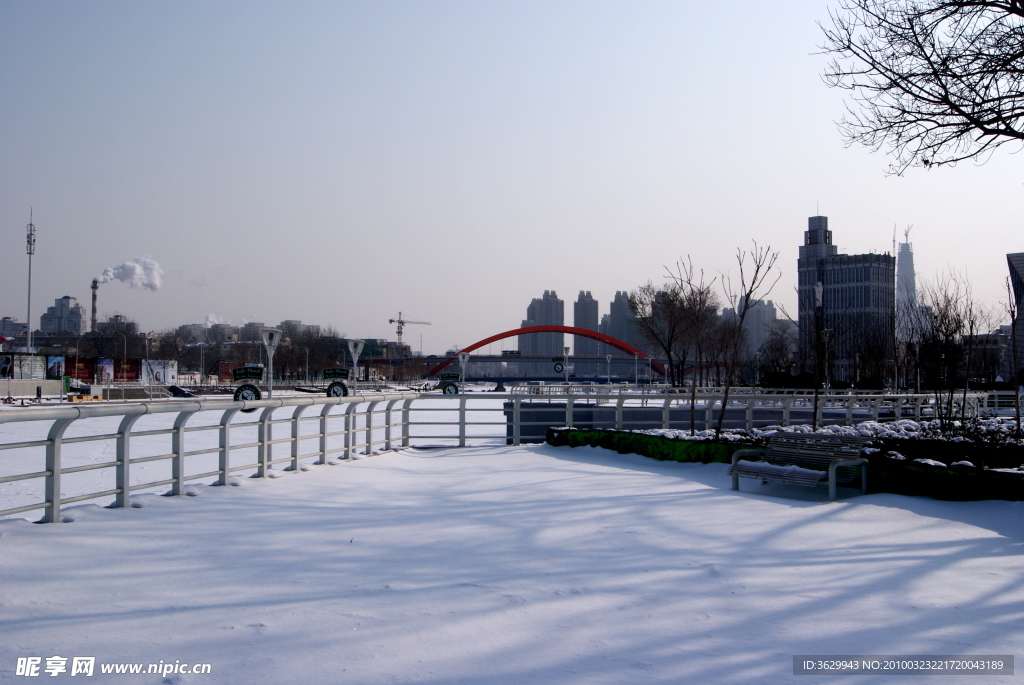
520 290 564 356
897 235 917 339
40 296 87 335
798 216 896 382
573 291 600 356
721 299 780 358
606 291 641 355
1006 253 1024 382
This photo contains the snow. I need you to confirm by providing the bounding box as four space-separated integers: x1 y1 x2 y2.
914 458 948 468
640 417 1024 443
733 459 825 479
2 443 1023 684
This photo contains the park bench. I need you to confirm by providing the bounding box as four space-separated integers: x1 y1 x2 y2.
728 433 870 500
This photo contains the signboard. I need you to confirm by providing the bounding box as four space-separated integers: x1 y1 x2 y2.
65 358 95 382
46 356 65 380
232 365 265 382
96 359 115 383
323 368 350 380
439 372 460 381
141 359 178 384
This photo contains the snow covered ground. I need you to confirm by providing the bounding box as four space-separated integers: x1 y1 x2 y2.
2 442 1023 684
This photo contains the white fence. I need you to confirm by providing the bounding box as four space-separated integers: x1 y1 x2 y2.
0 390 982 523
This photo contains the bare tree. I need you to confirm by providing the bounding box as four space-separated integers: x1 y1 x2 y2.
821 0 1024 174
629 283 686 386
716 243 781 439
668 258 721 434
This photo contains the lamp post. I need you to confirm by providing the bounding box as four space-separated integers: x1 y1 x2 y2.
564 346 570 384
261 328 283 398
25 211 35 354
606 354 612 384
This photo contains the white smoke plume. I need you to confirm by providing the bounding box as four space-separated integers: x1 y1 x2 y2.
95 256 163 292
204 314 231 328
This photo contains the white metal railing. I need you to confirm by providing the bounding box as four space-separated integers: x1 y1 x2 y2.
0 390 981 523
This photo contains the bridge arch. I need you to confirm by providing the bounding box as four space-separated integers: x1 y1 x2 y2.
426 325 666 376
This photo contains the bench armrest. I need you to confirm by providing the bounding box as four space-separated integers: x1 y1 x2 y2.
828 458 869 500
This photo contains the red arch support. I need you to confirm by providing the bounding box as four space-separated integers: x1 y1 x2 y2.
427 326 666 376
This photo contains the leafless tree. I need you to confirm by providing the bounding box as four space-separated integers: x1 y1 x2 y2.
668 258 721 434
762 320 797 375
821 0 1024 174
716 243 781 438
629 283 687 386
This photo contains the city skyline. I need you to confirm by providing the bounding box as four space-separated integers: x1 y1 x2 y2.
2 2 1020 354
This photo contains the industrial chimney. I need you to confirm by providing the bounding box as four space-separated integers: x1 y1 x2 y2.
91 279 98 332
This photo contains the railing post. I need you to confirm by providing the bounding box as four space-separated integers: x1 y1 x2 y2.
458 397 467 447
513 397 521 446
344 402 359 459
402 398 413 447
872 399 880 422
43 417 76 523
662 397 671 429
705 397 714 431
218 409 240 485
845 397 854 425
319 403 335 465
365 400 379 454
115 413 144 508
257 407 276 478
915 396 923 421
565 395 574 429
615 397 625 431
782 398 791 427
171 410 198 496
384 399 399 451
290 404 308 471
745 399 754 431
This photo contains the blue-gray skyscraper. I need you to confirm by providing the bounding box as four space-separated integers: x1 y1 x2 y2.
798 216 895 383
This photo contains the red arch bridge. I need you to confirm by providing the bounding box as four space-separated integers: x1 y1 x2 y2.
426 326 667 378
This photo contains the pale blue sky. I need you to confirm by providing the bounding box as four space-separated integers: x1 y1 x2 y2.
2 1 1019 353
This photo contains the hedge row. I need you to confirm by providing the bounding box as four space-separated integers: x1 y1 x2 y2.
546 428 1024 501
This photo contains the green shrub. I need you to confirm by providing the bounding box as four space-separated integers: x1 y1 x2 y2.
546 427 1024 501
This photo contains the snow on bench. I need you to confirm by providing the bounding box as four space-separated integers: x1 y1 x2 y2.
728 433 870 501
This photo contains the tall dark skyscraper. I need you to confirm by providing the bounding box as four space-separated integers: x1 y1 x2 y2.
1006 253 1024 381
798 215 895 382
573 291 600 356
520 290 564 356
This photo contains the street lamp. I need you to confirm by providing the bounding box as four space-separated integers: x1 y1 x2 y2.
260 328 283 398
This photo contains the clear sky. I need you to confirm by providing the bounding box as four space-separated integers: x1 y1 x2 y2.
1 1 1019 354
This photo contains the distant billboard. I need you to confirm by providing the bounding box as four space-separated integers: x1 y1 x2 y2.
114 359 140 382
65 358 95 382
96 359 114 383
141 359 177 384
46 356 65 379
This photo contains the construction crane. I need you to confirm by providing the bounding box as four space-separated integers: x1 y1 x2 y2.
389 312 431 346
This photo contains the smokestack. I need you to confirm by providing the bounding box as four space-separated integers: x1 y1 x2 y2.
91 279 98 333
